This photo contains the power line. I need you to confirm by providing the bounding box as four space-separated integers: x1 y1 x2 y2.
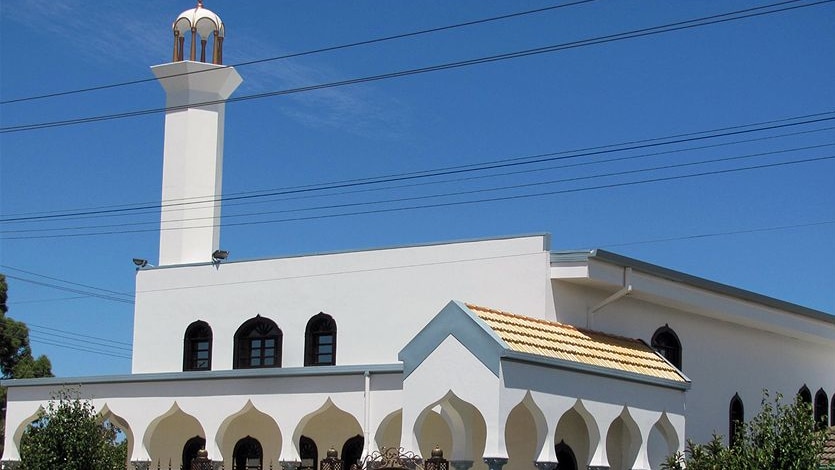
2 0 831 134
26 322 132 347
130 216 835 294
5 155 832 240
28 335 132 360
0 264 134 298
595 221 835 249
28 327 132 352
0 0 597 105
3 112 834 223
6 142 831 235
6 110 830 223
2 275 135 304
10 295 92 304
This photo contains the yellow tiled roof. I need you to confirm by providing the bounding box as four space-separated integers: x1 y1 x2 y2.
822 427 835 466
466 303 687 383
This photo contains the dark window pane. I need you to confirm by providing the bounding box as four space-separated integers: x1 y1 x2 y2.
319 344 333 354
185 322 213 371
251 357 261 367
318 354 332 363
265 339 275 348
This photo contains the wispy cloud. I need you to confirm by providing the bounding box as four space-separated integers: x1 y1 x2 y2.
2 0 169 67
227 34 412 140
1 1 412 138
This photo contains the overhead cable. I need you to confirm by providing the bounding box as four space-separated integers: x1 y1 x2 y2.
4 142 831 235
3 155 832 240
2 0 831 134
2 112 834 223
0 0 596 105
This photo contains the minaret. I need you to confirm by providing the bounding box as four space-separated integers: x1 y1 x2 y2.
152 1 242 266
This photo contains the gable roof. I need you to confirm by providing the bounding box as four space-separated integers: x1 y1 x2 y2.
467 303 688 383
399 300 689 390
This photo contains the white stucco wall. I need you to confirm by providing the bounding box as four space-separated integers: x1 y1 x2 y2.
1 370 403 465
133 235 553 373
551 278 835 445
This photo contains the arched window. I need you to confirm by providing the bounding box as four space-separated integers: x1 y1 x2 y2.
300 435 318 470
341 435 364 470
831 395 835 426
183 320 212 371
555 440 577 470
183 435 206 470
814 389 828 430
305 313 337 366
234 315 282 369
651 325 682 370
798 385 812 406
233 436 263 470
729 393 744 447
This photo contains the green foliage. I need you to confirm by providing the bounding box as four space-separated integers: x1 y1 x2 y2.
0 274 53 380
19 387 127 470
0 274 53 458
661 390 827 470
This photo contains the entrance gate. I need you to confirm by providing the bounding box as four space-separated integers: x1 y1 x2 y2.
321 447 448 470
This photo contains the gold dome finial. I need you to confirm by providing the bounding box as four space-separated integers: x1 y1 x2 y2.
172 1 225 63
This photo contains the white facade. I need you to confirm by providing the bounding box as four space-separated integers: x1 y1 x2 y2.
550 251 835 444
132 234 553 374
2 5 834 470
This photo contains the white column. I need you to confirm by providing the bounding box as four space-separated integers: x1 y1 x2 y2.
151 61 242 266
583 403 622 470
623 408 662 470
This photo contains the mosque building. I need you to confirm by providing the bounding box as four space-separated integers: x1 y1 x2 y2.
3 3 834 470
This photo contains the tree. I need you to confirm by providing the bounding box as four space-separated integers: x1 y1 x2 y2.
662 390 827 470
0 274 53 457
19 387 127 470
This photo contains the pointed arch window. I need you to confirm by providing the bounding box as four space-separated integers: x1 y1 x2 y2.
798 385 812 406
554 440 577 470
183 436 207 470
300 435 318 470
233 436 263 470
341 435 364 470
729 393 744 447
814 389 828 430
183 320 212 371
651 325 682 370
305 313 337 366
831 395 835 426
234 316 282 369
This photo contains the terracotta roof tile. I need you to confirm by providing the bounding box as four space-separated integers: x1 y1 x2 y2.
466 303 687 383
822 426 835 466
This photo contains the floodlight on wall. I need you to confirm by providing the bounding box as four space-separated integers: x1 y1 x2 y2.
133 258 149 268
212 249 229 262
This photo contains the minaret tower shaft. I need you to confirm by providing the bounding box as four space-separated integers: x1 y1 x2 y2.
152 2 241 266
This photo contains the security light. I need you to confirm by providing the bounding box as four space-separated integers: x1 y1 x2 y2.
212 249 229 261
133 258 149 268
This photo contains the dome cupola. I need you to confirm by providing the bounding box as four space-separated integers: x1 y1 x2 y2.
172 0 225 64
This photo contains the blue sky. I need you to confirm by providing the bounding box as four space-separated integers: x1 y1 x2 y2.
1 0 833 377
